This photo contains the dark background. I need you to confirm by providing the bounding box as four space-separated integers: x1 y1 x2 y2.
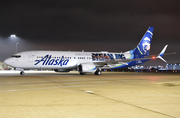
0 0 179 66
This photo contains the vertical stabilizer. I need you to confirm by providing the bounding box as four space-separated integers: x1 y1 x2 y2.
133 27 154 56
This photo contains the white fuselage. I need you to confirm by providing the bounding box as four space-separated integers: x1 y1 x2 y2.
4 50 133 70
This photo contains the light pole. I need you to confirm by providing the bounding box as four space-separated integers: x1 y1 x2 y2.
16 42 19 53
10 34 16 54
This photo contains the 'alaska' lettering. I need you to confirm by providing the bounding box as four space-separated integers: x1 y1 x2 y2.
34 54 69 66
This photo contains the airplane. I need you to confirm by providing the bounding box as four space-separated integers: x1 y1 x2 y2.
4 27 169 75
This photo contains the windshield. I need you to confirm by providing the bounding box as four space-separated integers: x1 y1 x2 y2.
11 55 21 58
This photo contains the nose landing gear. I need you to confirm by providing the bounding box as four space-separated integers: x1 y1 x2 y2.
20 71 25 75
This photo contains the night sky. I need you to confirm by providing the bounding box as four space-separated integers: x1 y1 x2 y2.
0 0 179 66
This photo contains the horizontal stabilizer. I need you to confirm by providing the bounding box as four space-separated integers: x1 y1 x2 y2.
163 52 176 56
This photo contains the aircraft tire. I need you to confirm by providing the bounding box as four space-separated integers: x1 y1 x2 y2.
20 71 25 75
94 70 101 75
80 72 86 75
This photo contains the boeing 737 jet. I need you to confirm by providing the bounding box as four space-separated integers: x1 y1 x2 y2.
4 27 169 75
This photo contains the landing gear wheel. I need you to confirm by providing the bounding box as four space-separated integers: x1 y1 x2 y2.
94 70 101 75
80 72 86 75
20 71 25 75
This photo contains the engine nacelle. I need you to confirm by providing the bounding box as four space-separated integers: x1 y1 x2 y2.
54 69 70 72
78 63 97 73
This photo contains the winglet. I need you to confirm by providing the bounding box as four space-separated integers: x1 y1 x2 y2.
156 45 168 63
159 45 168 57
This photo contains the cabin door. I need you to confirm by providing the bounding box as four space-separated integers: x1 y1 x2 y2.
27 52 36 62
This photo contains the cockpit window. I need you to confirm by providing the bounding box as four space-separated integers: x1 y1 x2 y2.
11 55 21 58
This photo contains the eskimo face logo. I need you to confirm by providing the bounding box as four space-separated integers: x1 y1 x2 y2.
142 37 151 55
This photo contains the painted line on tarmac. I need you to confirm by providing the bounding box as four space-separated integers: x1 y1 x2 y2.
8 90 18 92
0 80 93 85
0 78 148 85
98 93 180 97
0 81 151 93
0 80 149 87
83 91 177 118
62 82 80 85
22 84 46 86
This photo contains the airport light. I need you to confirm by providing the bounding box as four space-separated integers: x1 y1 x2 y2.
10 34 17 54
10 34 16 38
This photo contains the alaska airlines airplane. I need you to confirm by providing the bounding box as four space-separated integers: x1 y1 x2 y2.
4 27 168 75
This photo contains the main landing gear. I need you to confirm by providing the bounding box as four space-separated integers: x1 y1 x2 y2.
79 69 101 75
94 69 101 75
80 72 86 75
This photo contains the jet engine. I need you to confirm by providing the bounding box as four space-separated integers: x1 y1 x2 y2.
78 63 97 73
54 69 70 72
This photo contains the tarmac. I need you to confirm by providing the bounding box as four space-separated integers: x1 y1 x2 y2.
0 71 180 118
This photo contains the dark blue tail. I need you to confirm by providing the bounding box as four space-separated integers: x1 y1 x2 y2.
132 27 154 56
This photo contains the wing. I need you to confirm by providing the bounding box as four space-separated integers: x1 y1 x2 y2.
93 56 154 67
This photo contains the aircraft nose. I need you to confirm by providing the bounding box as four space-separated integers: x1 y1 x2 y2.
4 58 13 65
